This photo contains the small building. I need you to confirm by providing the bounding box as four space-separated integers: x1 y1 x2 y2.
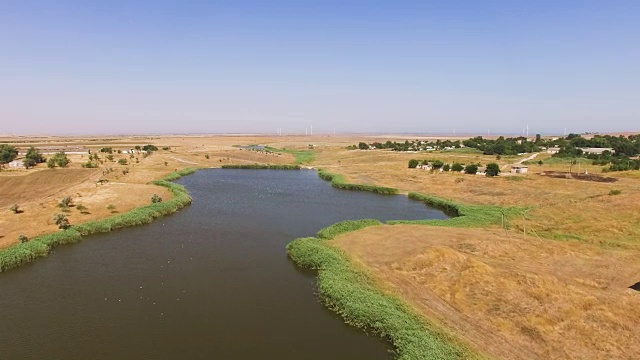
511 165 529 174
581 148 614 155
547 147 561 154
476 166 487 176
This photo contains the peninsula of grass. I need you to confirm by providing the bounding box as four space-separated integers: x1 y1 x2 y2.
221 164 301 170
288 171 525 359
318 168 399 195
0 168 199 273
265 146 316 164
287 222 477 360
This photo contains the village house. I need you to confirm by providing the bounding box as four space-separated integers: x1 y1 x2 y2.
8 160 25 169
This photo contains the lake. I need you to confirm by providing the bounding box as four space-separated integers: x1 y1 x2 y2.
0 169 447 359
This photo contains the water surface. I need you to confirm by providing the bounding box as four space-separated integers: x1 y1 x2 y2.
0 169 447 359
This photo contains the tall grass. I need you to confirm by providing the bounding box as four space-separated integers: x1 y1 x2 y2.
287 234 475 360
221 164 301 170
318 169 399 195
0 168 198 273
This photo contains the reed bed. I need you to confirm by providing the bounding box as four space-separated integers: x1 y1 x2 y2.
317 169 399 195
287 233 473 360
221 164 301 170
0 168 198 273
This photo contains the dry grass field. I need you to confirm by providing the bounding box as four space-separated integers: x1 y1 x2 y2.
334 225 640 359
1 134 639 359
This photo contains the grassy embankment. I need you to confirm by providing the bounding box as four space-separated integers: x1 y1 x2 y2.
286 170 525 359
0 168 199 273
221 164 301 170
318 168 399 195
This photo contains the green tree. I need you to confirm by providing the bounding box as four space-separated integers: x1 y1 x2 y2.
19 234 29 243
442 164 451 172
25 146 46 164
151 194 163 203
59 196 73 208
451 163 464 172
486 163 501 177
118 158 128 165
23 158 37 169
408 159 419 168
432 160 445 169
464 164 479 175
0 144 18 165
47 158 56 168
51 152 70 167
358 142 369 150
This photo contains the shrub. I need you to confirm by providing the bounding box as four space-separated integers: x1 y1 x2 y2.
609 189 622 196
23 158 37 169
151 194 163 203
106 154 114 161
82 161 98 168
358 142 369 150
9 204 20 214
317 169 398 195
107 204 116 213
408 159 419 168
205 154 210 159
221 164 301 170
76 204 89 214
451 163 464 172
162 147 170 151
142 144 158 152
18 235 28 243
432 160 444 169
53 213 71 230
486 163 501 177
464 164 479 174
442 164 451 172
59 196 73 208
118 159 128 165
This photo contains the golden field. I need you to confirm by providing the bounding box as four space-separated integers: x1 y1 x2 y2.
1 134 639 359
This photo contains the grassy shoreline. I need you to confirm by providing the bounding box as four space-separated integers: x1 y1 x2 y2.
318 168 399 195
285 170 526 359
287 220 479 360
0 168 199 273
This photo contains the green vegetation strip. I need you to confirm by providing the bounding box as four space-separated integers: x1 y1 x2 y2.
287 220 475 360
388 193 525 228
318 168 399 195
265 146 316 164
221 164 301 170
0 168 199 273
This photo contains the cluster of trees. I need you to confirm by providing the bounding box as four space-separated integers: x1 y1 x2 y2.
462 136 541 155
353 139 463 152
408 159 500 176
23 147 46 168
47 152 70 168
0 144 18 166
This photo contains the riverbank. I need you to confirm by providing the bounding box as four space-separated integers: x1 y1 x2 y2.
0 168 198 272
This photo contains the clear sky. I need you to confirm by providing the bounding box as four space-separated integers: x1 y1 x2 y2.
1 1 638 135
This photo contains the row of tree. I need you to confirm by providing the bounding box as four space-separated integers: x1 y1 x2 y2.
408 159 500 176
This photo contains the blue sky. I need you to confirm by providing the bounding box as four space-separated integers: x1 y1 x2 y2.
1 1 638 135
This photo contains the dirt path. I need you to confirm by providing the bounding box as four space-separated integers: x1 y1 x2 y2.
502 152 540 170
169 156 199 165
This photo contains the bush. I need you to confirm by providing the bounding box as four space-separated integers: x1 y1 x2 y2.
76 204 89 214
9 204 20 214
53 213 71 230
442 164 451 172
118 159 128 165
59 196 73 208
51 152 70 168
408 159 419 168
609 189 622 196
486 163 500 177
432 160 444 169
107 204 116 213
18 235 28 243
82 161 98 168
451 163 464 172
358 142 369 150
151 194 163 203
142 144 158 152
221 164 301 170
464 164 479 175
